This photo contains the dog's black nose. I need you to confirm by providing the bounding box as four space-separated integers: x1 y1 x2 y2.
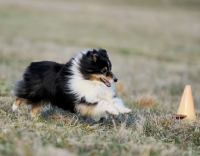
114 78 118 82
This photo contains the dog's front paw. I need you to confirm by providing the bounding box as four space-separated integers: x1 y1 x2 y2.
118 107 132 114
98 100 119 116
106 105 119 116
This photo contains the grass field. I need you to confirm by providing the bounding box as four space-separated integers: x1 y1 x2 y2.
1 0 200 155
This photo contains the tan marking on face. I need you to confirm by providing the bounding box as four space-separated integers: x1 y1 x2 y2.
90 74 101 81
90 74 112 82
75 103 97 116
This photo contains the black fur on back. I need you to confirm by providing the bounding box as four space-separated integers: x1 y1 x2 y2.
14 60 77 112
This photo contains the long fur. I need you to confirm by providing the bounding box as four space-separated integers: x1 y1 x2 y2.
13 48 131 121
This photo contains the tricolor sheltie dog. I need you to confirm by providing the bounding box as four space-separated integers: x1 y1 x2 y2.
12 49 131 121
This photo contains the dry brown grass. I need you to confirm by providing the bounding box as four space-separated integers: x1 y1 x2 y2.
136 94 157 108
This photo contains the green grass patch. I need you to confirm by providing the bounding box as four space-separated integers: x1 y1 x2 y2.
0 82 12 96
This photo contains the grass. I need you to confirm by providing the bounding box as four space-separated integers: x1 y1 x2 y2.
0 0 200 155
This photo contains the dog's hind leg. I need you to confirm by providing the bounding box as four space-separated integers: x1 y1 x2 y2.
75 100 119 121
31 101 47 117
31 105 42 117
12 98 25 111
13 98 45 117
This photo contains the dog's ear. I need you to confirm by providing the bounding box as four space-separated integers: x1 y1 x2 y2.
98 49 108 58
86 49 99 62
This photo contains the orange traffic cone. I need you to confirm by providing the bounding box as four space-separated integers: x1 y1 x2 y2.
177 85 196 120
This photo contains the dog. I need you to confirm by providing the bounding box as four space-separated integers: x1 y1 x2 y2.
12 49 131 121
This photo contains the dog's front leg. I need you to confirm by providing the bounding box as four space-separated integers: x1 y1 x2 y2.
75 100 119 122
105 97 132 114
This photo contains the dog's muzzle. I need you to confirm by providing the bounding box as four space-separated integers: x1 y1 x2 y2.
108 71 118 82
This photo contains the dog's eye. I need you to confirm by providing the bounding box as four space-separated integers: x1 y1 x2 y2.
102 69 107 73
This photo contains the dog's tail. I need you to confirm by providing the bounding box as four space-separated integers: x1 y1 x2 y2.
13 80 27 98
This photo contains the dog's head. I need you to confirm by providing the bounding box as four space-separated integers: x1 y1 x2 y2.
79 49 118 87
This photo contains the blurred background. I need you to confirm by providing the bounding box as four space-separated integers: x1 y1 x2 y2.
0 0 200 112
